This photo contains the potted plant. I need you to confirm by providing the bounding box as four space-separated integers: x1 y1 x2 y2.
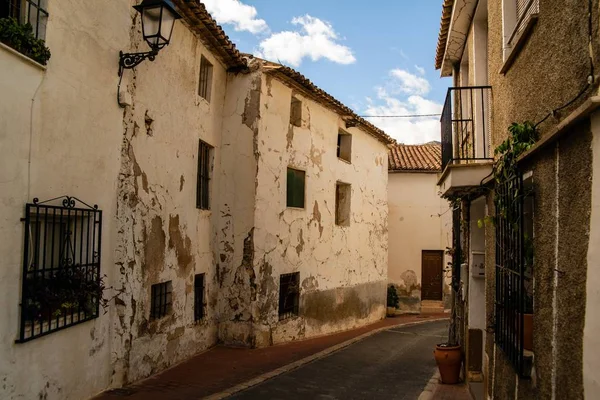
434 296 462 384
387 284 399 317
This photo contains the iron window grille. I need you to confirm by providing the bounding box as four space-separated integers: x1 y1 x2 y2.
452 204 462 292
18 196 102 343
198 55 213 102
1 0 49 40
286 167 305 208
194 273 205 321
495 170 527 376
197 139 213 210
279 272 300 320
150 281 172 320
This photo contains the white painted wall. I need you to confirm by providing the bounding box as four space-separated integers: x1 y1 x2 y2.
583 110 600 396
0 1 130 398
252 75 389 343
388 172 451 311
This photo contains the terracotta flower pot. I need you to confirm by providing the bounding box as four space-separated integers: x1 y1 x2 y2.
434 344 462 384
387 307 396 317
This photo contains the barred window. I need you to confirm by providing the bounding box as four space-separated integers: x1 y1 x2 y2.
194 273 205 321
198 55 213 102
197 139 213 210
18 196 102 343
151 281 172 320
279 272 299 320
1 0 49 40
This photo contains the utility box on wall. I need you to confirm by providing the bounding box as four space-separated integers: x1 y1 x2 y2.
471 251 485 278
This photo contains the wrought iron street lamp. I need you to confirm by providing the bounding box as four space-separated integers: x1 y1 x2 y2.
118 0 182 77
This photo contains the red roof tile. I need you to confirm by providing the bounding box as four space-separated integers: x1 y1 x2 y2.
388 143 441 172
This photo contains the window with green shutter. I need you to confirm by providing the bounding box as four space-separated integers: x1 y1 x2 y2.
286 168 305 208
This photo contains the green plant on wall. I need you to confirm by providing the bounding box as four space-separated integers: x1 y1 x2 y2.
387 285 399 309
0 17 51 65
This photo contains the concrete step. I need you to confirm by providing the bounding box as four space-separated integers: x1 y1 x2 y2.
420 300 444 314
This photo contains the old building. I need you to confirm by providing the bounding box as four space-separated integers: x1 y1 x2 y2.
0 1 392 399
435 0 600 398
387 143 451 313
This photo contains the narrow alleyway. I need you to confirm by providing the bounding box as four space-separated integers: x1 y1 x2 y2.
230 320 448 400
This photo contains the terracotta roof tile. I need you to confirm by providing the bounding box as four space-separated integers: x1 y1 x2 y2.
435 0 455 70
388 143 441 172
172 0 247 69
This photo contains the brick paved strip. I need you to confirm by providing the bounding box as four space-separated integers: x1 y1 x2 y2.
95 314 448 400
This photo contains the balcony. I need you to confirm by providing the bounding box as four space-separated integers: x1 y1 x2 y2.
438 86 494 197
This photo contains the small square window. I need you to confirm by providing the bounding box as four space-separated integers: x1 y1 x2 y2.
198 56 213 102
286 167 305 209
279 272 300 320
337 131 352 163
197 140 213 210
194 274 205 321
290 96 302 127
151 281 172 320
335 182 351 226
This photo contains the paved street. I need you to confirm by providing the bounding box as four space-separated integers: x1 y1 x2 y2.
230 320 449 400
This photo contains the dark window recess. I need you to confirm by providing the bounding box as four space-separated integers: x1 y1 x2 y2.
1 0 49 40
335 182 351 226
194 273 205 321
337 131 352 162
290 96 302 127
495 170 528 377
18 196 103 343
279 272 300 320
197 140 213 210
286 168 305 208
151 281 172 320
452 204 462 292
198 55 213 102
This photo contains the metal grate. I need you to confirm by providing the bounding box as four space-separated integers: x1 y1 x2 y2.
151 281 172 320
495 171 526 376
279 272 300 320
197 140 212 210
194 273 205 321
198 55 213 102
0 0 49 40
18 196 102 343
440 86 493 171
452 204 462 292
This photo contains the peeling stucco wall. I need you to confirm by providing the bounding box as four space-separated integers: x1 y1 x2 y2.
0 1 130 399
387 173 452 312
112 15 227 386
247 72 388 345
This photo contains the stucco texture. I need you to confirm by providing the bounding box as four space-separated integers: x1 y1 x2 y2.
387 173 452 312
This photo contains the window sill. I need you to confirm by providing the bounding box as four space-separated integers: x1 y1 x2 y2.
286 206 305 211
500 14 539 75
338 157 352 165
0 41 47 71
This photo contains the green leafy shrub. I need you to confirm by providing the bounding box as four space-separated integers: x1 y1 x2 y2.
387 285 400 309
0 17 51 65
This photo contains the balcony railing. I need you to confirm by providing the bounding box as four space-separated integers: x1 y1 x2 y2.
441 86 493 171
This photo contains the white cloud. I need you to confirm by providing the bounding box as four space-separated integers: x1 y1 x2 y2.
362 70 443 144
256 15 356 67
203 0 268 34
389 68 431 96
415 65 426 75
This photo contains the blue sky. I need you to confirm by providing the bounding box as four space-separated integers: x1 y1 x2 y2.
203 0 452 144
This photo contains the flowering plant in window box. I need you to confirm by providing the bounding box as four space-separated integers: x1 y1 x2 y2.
0 17 51 65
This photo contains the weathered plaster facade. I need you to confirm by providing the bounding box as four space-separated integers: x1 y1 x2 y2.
387 172 451 312
435 0 600 398
0 2 392 398
217 63 390 347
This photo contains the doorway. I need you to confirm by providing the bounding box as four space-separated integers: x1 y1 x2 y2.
421 250 444 301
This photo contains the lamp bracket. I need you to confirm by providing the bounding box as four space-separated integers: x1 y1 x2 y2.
118 49 159 76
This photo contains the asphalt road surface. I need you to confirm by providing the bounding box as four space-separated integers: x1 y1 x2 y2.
230 319 449 400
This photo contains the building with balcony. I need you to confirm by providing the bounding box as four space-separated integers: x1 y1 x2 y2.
435 0 600 398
